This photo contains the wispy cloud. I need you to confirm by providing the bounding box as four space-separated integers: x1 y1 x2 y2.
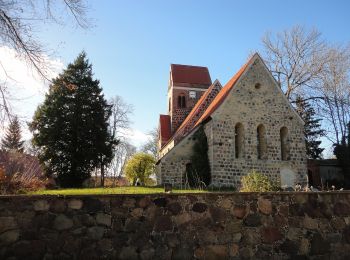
0 46 64 138
120 128 151 149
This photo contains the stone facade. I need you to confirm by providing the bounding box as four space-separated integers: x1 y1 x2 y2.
1 193 350 259
158 54 307 188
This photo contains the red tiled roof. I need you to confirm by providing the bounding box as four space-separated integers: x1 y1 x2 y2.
194 55 254 127
159 114 171 142
171 64 212 86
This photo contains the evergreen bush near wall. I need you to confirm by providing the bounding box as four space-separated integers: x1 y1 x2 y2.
186 126 211 188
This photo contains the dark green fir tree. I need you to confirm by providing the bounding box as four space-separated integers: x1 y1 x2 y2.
295 96 325 159
29 52 115 187
186 126 211 187
1 116 24 152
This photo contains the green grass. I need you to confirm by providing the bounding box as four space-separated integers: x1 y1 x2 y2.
30 186 208 195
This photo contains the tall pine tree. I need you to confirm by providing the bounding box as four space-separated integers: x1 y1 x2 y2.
295 96 325 159
1 116 24 152
29 52 115 187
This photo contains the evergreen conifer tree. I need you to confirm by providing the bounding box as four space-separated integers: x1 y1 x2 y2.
295 96 325 159
29 52 115 187
1 116 24 152
186 126 211 187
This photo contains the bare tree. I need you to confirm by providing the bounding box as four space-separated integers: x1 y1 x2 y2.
317 46 350 144
262 25 327 100
0 0 89 124
108 140 136 186
141 127 158 158
101 95 133 186
261 25 350 151
109 96 133 141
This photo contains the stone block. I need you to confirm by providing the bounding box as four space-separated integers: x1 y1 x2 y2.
192 203 207 213
119 246 138 260
54 214 73 231
87 226 105 240
261 227 282 243
0 216 17 233
96 213 112 227
310 233 330 255
244 214 261 227
303 215 318 230
205 245 228 259
257 198 272 215
0 229 19 245
231 204 248 219
68 199 83 210
33 200 50 211
51 200 66 213
299 238 310 255
154 216 173 232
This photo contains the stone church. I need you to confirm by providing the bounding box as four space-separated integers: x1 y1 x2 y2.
156 53 307 188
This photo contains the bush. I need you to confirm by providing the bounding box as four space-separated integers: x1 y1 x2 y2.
240 170 280 192
0 151 46 194
124 153 155 186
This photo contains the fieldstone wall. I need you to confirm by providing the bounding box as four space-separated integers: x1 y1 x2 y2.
1 192 350 259
156 159 190 186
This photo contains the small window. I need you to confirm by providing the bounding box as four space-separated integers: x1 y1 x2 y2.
189 91 196 99
177 94 186 108
257 124 267 159
235 123 244 158
255 83 261 89
280 127 289 161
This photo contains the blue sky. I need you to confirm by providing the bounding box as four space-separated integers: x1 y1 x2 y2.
3 0 350 149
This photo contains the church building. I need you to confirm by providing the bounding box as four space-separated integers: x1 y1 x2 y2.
156 53 307 188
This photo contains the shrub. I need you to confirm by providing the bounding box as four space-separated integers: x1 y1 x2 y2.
240 170 280 192
0 151 46 194
124 153 155 186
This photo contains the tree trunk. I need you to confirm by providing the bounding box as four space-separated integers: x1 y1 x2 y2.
100 162 105 187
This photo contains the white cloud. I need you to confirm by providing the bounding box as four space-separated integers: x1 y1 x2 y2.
0 46 64 138
120 128 151 149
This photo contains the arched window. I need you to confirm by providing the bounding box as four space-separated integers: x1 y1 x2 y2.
177 94 186 108
235 123 244 158
257 124 267 159
280 127 289 161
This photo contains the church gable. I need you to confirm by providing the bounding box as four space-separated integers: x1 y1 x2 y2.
212 53 303 127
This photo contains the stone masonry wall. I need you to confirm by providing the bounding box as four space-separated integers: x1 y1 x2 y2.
156 159 190 187
1 193 350 259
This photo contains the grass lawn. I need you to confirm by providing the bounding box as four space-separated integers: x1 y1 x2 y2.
30 186 208 195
